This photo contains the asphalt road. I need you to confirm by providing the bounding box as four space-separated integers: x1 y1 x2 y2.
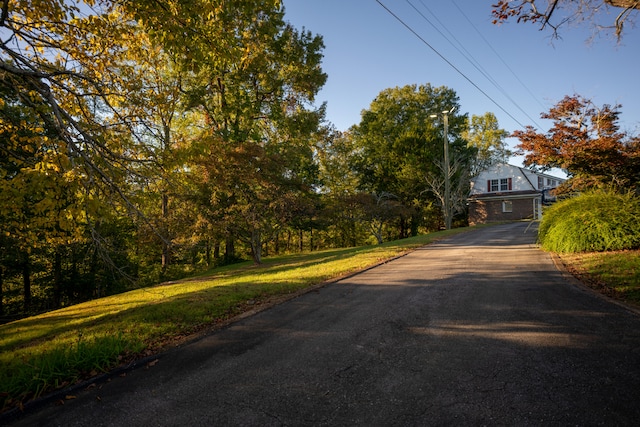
7 222 640 426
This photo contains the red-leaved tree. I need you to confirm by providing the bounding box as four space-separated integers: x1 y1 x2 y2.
512 95 640 193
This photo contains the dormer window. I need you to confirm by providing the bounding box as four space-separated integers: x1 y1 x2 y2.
488 178 512 192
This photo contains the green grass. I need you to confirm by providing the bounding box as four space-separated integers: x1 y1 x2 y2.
559 250 640 305
0 227 470 412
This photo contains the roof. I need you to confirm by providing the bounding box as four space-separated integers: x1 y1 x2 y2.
469 163 566 197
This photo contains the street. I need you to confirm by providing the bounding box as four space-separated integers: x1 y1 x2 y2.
8 222 640 426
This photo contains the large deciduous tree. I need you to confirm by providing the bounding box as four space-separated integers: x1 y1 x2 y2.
183 7 327 265
0 0 189 311
491 0 640 41
351 84 472 233
512 94 640 192
0 0 151 205
464 112 511 176
1 0 329 314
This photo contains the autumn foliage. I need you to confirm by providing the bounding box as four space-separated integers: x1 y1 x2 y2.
512 95 640 193
0 0 327 317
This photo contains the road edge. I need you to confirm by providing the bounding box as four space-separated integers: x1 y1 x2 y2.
549 252 640 317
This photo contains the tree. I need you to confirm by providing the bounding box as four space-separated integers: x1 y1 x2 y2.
352 84 472 232
1 0 327 313
491 0 640 41
0 0 151 203
512 94 640 192
423 149 472 230
315 130 366 246
118 34 198 275
0 0 288 258
183 7 327 265
362 192 407 244
316 129 361 197
464 112 511 176
0 1 190 312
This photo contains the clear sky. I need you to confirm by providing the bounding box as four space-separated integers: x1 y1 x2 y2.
281 0 640 168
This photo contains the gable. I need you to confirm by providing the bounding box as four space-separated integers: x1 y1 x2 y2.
470 163 565 196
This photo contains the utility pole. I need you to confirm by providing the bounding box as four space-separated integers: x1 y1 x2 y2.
430 107 455 230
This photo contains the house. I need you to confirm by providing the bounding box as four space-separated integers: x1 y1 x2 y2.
467 163 565 226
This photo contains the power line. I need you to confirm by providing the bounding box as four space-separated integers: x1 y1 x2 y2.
411 0 544 129
450 0 548 113
374 0 530 129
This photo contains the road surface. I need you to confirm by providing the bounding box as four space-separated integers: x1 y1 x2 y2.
7 222 640 426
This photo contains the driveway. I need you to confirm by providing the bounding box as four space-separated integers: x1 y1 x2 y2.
8 222 640 426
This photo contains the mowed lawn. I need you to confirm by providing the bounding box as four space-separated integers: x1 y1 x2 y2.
1 225 638 414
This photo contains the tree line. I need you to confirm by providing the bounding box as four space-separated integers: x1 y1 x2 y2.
0 1 501 319
2 1 636 320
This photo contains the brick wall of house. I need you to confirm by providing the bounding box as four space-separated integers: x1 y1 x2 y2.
469 197 537 226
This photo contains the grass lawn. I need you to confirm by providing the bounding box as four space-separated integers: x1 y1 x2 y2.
558 250 640 306
0 227 471 413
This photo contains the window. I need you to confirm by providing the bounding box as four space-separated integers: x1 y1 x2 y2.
538 176 544 189
488 178 512 192
502 201 513 213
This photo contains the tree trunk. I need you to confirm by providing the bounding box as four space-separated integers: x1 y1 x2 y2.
161 192 170 272
70 248 79 301
372 223 384 245
0 265 4 316
250 230 262 265
53 248 62 308
161 120 172 272
298 229 303 252
89 247 99 299
225 237 235 261
351 222 357 247
204 239 211 267
22 254 31 313
410 214 419 237
213 242 220 260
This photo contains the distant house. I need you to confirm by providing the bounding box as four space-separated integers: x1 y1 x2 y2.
468 163 565 226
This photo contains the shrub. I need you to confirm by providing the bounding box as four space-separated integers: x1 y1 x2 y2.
538 191 640 253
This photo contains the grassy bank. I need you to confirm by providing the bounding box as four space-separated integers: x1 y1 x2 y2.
558 250 640 306
0 227 470 413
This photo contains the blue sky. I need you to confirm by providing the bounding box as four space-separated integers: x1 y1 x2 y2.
282 0 640 169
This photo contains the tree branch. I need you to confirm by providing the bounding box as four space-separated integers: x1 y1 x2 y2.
0 0 8 27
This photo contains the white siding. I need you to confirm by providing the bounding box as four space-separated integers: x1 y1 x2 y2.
470 163 565 195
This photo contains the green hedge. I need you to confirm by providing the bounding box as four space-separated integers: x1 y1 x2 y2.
539 191 640 253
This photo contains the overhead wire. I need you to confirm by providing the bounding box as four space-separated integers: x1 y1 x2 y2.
416 0 498 88
411 0 544 129
374 0 534 130
450 0 548 113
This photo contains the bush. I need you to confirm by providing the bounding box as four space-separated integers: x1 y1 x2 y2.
538 191 640 253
